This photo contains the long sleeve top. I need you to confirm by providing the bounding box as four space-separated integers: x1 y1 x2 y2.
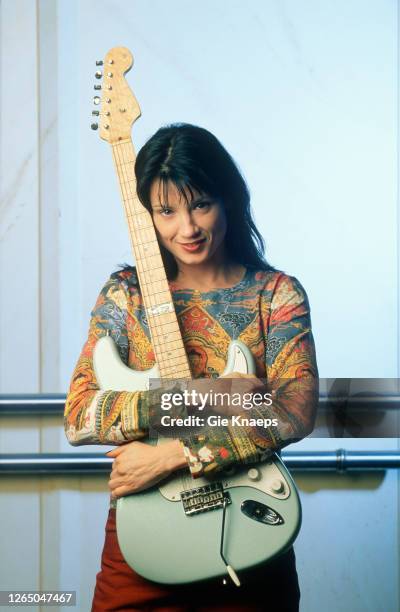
64 266 318 479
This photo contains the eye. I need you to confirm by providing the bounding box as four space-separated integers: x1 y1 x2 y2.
193 201 211 210
160 207 173 216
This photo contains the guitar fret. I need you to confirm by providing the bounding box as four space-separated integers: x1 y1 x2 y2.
151 328 182 340
160 368 190 378
139 273 168 284
113 155 135 164
143 286 169 295
158 361 188 373
139 272 168 283
147 321 181 334
139 254 163 265
140 262 164 273
157 347 187 357
159 336 185 347
139 265 166 273
140 277 168 287
133 238 159 247
123 196 147 207
148 289 172 308
146 315 178 329
119 177 137 186
158 359 190 372
160 363 190 376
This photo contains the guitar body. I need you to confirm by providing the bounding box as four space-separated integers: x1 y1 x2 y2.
94 335 302 584
117 465 301 584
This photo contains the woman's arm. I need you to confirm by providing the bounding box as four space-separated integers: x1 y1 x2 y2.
179 273 319 477
64 270 187 446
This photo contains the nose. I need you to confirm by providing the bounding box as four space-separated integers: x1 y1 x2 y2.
178 210 202 240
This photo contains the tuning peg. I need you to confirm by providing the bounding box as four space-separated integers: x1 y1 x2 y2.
92 110 99 116
96 60 103 66
95 71 102 79
91 123 98 130
94 84 101 90
93 96 100 105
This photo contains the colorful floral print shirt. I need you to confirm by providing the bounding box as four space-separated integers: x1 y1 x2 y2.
64 267 318 482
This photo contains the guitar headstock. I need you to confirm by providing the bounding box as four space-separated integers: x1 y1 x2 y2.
91 47 141 142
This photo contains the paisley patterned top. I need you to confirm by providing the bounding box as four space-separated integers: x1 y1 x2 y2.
64 266 318 481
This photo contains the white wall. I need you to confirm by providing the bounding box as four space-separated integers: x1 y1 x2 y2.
0 1 398 611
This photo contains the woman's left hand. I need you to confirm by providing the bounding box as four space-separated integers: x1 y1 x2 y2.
107 439 187 499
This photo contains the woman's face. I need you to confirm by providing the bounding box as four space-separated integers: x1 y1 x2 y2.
149 179 227 268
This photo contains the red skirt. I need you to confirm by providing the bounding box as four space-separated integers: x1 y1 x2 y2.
92 509 300 612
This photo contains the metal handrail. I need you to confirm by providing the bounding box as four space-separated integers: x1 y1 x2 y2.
0 450 398 474
0 393 399 416
0 394 65 416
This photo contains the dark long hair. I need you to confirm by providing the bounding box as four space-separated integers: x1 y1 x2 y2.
135 123 273 279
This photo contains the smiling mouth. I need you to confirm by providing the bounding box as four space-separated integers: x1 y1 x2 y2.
180 239 206 245
178 238 207 251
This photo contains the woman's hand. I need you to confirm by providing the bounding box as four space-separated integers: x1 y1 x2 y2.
106 439 187 499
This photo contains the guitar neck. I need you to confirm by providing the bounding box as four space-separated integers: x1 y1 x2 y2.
111 139 191 380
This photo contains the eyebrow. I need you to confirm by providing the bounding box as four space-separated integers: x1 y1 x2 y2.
190 196 211 205
152 196 212 210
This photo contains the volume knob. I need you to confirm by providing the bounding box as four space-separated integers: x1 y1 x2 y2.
271 479 284 494
247 468 261 481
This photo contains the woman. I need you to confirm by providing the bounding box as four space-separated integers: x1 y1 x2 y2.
64 123 318 611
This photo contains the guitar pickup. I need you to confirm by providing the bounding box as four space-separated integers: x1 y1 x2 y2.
181 483 231 516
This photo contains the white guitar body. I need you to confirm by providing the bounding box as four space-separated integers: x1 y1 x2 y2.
94 335 302 585
94 334 256 390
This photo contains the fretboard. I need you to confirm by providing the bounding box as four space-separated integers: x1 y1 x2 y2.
111 139 192 380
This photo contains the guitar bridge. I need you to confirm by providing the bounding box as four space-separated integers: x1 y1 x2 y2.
181 483 231 516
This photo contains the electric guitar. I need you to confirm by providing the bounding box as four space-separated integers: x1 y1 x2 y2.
91 46 301 585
